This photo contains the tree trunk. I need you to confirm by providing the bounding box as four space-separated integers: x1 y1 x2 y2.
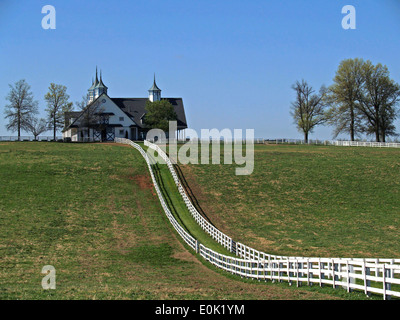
304 131 309 144
18 108 21 141
375 128 380 142
350 123 355 141
375 114 380 142
350 106 355 141
53 115 56 141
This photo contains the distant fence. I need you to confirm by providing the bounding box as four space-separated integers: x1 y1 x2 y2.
272 138 400 148
3 135 400 148
146 137 400 148
0 136 63 142
331 140 400 148
0 136 113 143
119 138 400 299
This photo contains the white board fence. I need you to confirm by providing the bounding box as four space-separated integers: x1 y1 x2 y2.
116 138 400 300
273 138 400 148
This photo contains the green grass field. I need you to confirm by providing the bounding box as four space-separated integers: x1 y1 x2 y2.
179 143 400 259
1 141 355 300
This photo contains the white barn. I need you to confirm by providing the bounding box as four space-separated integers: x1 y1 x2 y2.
62 69 188 142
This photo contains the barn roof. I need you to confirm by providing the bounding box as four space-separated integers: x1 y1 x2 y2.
63 95 188 132
111 97 187 129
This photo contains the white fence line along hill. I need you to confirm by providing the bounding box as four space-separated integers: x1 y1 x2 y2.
115 138 400 300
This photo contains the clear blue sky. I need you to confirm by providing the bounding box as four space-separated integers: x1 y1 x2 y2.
1 0 399 139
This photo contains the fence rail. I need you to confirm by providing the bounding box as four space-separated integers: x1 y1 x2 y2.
144 139 235 252
331 140 400 148
3 136 400 148
0 136 63 141
272 138 400 148
199 246 400 300
116 138 400 299
145 137 400 148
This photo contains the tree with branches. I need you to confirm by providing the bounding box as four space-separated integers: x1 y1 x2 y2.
75 95 105 140
144 99 177 132
357 61 400 142
4 79 38 141
45 83 73 140
326 58 365 140
24 117 48 140
290 80 328 143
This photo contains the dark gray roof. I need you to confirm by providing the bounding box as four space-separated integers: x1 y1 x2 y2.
62 97 99 132
63 94 188 132
95 72 108 89
111 97 187 129
148 77 161 92
64 111 82 129
65 111 82 117
88 81 96 91
95 77 108 89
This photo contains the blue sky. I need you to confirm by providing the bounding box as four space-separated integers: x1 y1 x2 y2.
1 0 399 139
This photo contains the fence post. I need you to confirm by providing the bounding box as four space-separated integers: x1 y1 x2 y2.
296 259 301 287
332 259 336 288
263 260 267 282
319 259 325 287
363 259 371 297
234 259 238 275
346 260 354 293
383 264 387 300
278 262 282 282
299 261 304 286
272 261 277 283
268 256 272 281
383 263 392 300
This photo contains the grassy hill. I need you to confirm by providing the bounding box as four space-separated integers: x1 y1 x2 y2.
179 143 400 259
0 142 350 300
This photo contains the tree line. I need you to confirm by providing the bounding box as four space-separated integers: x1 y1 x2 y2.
290 58 400 143
4 80 73 140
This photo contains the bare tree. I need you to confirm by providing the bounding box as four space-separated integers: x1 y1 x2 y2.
75 95 89 111
290 80 328 143
45 83 73 140
24 117 48 140
75 95 105 140
4 79 38 141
